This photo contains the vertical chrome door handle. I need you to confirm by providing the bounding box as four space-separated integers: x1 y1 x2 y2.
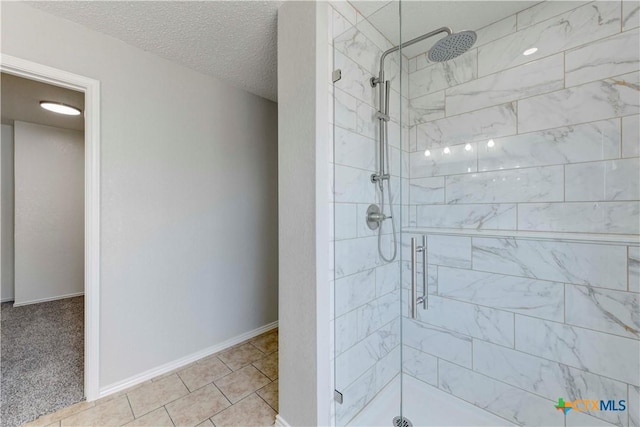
411 237 418 319
410 236 428 319
421 235 428 310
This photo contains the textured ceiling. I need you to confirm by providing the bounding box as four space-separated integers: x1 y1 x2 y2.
27 1 282 101
1 73 85 131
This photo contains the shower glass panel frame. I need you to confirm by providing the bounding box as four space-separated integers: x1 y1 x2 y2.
331 1 405 425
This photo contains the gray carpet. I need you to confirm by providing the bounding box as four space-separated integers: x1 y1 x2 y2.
1 297 84 427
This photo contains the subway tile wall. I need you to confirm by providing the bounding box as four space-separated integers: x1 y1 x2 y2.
405 2 639 427
329 2 409 425
331 1 639 426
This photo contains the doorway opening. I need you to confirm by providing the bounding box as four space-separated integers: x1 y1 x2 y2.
0 56 101 425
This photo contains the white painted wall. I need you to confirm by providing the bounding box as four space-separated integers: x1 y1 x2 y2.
0 124 15 302
277 2 330 426
1 2 278 390
13 121 84 306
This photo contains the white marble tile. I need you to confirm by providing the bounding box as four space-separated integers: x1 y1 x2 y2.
565 158 640 202
402 345 437 386
416 204 517 230
631 384 640 427
446 165 564 204
330 1 357 26
335 309 359 355
331 5 354 40
334 87 357 132
350 1 391 19
623 0 640 30
475 15 517 47
416 103 517 150
472 238 628 290
566 29 640 87
375 261 400 296
438 266 564 322
334 50 376 107
427 235 471 268
408 91 445 125
334 203 358 240
414 53 429 72
518 201 640 235
565 411 619 427
408 49 477 98
356 290 399 339
356 16 392 52
478 1 620 76
355 100 377 140
477 119 621 172
335 236 381 278
438 360 564 427
335 317 399 390
622 115 640 158
334 126 376 171
518 72 640 134
410 142 477 178
335 364 376 425
388 146 408 178
473 340 628 427
515 315 640 385
375 344 400 393
409 176 445 205
334 26 382 76
335 268 375 317
446 54 564 116
403 318 472 368
408 56 417 73
416 295 514 347
630 247 640 293
566 284 640 339
517 1 590 30
334 164 376 204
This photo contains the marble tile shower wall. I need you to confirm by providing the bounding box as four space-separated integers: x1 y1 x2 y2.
328 2 410 425
403 1 640 427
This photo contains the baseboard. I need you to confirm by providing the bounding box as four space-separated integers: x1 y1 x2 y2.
98 320 278 399
13 291 84 307
274 415 290 427
0 297 15 303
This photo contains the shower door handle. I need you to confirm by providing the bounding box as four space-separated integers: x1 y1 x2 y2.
410 236 428 319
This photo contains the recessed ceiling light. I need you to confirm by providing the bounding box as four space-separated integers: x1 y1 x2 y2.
40 101 82 116
464 143 472 151
443 146 451 154
523 47 538 56
424 149 431 157
487 139 495 148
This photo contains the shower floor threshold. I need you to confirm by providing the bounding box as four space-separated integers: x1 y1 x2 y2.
403 227 640 245
348 375 515 427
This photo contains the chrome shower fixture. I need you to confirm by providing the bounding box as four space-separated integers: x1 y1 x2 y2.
369 27 477 263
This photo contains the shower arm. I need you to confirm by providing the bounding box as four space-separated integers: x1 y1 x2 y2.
371 27 452 86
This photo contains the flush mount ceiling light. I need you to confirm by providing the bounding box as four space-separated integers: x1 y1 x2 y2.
39 101 82 116
523 47 538 56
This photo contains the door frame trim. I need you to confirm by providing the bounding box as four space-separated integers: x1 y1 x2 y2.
1 54 101 401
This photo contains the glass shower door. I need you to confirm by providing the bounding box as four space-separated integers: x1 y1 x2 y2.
330 1 406 426
400 1 639 427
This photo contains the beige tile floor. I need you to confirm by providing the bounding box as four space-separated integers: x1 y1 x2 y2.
24 329 279 427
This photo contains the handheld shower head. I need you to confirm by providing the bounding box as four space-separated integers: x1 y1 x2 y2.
428 30 477 62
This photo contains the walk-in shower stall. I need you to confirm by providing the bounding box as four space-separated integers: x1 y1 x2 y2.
331 1 639 426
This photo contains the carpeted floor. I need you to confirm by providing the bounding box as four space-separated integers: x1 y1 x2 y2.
1 297 84 427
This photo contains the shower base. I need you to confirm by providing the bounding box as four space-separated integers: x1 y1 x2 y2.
349 375 515 427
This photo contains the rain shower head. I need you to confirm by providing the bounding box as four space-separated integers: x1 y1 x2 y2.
428 30 477 62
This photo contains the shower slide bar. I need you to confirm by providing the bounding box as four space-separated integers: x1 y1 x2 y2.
410 236 428 319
